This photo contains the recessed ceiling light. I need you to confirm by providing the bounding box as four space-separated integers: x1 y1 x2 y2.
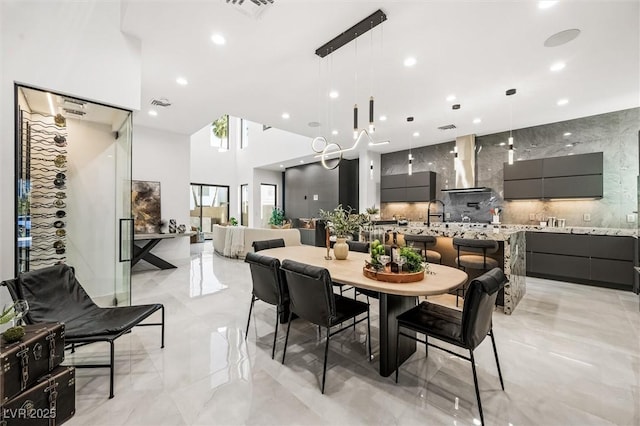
403 57 417 67
379 115 387 121
282 112 290 119
473 118 482 124
332 130 338 135
568 153 574 156
544 29 581 47
413 131 420 137
557 98 569 106
550 62 566 72
563 132 572 136
565 143 573 147
428 162 433 166
299 160 304 164
446 95 456 102
211 34 226 45
279 164 284 168
176 77 188 86
329 90 339 99
538 1 558 9
499 142 506 146
148 110 158 117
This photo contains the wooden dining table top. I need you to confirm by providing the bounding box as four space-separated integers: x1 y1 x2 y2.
260 245 468 297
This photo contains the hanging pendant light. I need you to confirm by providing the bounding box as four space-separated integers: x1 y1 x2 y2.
370 160 374 180
353 104 359 139
506 88 517 165
369 97 375 133
407 116 414 175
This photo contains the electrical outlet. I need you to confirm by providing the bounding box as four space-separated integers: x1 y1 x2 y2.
583 213 591 222
627 214 636 223
529 213 536 221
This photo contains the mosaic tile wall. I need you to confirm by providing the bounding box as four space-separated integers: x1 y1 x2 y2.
381 108 639 229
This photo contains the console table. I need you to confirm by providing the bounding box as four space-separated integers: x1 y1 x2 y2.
133 233 193 270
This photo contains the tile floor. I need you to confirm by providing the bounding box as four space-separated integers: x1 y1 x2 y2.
67 242 639 425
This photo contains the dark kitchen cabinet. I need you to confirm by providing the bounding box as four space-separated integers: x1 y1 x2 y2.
525 231 638 290
504 152 603 200
380 171 436 203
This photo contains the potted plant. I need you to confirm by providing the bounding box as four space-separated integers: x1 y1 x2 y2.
229 217 238 226
268 208 289 229
1 300 29 343
319 205 369 260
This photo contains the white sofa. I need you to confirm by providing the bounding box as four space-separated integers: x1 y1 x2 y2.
211 224 301 258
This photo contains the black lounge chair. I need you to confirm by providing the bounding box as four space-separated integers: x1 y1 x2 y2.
1 264 164 399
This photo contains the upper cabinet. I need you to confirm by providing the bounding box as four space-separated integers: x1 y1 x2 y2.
503 152 603 200
381 171 436 203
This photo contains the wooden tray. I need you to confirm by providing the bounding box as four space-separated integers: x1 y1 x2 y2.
362 267 425 283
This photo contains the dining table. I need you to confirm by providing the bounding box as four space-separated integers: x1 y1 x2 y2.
260 245 468 377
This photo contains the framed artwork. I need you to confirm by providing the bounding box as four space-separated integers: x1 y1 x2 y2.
132 180 161 234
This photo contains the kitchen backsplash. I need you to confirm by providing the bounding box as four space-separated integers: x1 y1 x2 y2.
381 108 639 228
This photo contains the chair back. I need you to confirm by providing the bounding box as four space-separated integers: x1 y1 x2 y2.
461 267 507 349
280 259 335 327
347 240 369 253
1 264 99 325
252 238 285 252
453 238 499 254
245 252 287 307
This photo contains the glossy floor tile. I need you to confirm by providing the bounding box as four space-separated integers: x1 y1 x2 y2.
67 242 640 426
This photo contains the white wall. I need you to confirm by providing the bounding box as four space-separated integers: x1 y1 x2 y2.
133 125 191 264
1 1 141 277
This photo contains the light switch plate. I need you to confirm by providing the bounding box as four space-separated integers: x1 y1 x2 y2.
627 214 636 223
445 212 451 220
313 194 318 201
583 213 591 222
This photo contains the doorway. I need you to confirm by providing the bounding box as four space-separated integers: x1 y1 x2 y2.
190 183 230 237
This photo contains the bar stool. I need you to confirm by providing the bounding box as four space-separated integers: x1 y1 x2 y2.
452 238 499 306
404 234 442 264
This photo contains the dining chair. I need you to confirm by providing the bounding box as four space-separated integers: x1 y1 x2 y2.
452 238 499 306
252 238 285 252
280 259 371 394
244 252 289 359
394 267 507 426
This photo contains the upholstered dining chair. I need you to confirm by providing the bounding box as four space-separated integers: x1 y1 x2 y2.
452 238 500 306
252 238 285 252
394 267 508 426
280 259 371 394
244 252 289 359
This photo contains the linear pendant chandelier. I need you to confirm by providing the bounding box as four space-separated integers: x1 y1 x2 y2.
311 9 389 170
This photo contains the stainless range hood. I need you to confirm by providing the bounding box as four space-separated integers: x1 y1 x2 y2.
441 134 490 193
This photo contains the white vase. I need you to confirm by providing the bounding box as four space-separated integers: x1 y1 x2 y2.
333 237 349 260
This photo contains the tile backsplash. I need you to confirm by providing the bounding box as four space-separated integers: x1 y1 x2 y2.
381 108 639 228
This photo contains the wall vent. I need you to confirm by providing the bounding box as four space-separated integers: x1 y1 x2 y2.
150 98 171 107
437 124 457 130
63 108 86 116
63 97 86 108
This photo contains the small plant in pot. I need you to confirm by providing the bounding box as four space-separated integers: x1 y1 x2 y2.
1 300 29 343
319 205 369 260
268 208 289 229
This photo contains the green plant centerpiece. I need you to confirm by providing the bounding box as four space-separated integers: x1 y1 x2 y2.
268 207 287 228
1 300 29 343
319 205 369 260
399 246 425 273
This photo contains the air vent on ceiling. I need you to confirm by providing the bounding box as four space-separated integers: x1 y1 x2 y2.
150 98 171 107
63 97 86 108
225 0 274 19
63 108 86 116
226 0 274 5
437 124 457 130
263 125 272 131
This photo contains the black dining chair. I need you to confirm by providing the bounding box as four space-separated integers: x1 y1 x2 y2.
244 252 289 359
394 267 508 426
404 234 442 264
452 238 500 306
280 259 371 394
252 238 285 252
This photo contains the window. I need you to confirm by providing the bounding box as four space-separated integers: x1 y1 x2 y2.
260 184 277 227
240 184 249 226
210 115 229 151
190 184 230 234
240 119 249 149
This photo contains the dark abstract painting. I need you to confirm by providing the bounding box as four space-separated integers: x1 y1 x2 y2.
132 180 161 234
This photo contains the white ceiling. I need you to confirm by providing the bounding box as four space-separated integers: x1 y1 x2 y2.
122 0 639 162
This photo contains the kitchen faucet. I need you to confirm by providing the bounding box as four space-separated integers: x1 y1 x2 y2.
426 199 446 227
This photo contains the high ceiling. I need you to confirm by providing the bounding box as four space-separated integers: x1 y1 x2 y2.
122 0 639 160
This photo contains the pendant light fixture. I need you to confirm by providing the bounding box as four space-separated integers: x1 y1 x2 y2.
370 160 374 180
407 116 414 176
453 145 458 171
506 88 517 165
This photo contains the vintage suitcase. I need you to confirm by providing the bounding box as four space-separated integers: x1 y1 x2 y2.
0 366 75 426
0 323 65 403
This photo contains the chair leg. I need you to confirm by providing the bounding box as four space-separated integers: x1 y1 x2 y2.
271 309 279 360
160 305 165 349
71 343 75 353
366 309 372 362
321 327 330 394
282 311 293 364
245 295 255 340
490 329 504 390
470 350 484 426
395 324 401 383
425 334 428 357
109 340 115 399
